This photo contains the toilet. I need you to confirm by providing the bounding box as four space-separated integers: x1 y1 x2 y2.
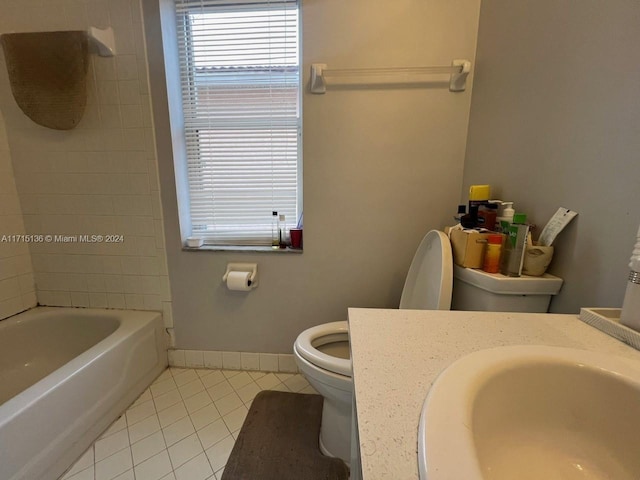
293 229 563 464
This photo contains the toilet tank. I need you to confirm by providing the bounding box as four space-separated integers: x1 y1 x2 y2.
451 265 563 313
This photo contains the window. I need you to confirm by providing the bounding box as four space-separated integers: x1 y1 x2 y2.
174 0 301 246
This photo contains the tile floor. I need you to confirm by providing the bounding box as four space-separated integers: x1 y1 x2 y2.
59 367 316 480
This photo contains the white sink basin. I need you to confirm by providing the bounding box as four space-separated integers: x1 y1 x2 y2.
418 345 640 480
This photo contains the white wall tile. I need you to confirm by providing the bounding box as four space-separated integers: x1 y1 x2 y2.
0 0 172 324
0 114 35 319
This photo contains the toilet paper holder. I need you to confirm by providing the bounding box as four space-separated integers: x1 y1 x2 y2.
222 263 258 289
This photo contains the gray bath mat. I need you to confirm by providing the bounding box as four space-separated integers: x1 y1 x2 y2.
222 390 349 480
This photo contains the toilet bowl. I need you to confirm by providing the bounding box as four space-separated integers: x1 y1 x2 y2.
293 230 453 464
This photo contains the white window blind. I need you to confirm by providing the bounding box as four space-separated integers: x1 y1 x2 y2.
174 0 301 246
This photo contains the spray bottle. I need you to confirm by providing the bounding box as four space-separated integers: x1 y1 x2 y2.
620 225 640 332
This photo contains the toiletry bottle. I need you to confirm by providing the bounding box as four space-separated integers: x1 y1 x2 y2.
482 234 503 273
478 203 498 231
467 185 491 228
279 214 286 248
454 205 466 223
272 211 279 248
496 202 514 233
500 213 529 277
620 226 640 331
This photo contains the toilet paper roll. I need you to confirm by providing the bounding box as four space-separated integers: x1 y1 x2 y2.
226 271 253 291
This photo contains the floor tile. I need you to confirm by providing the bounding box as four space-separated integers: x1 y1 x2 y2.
112 469 134 480
227 372 252 390
174 452 213 480
255 373 281 390
189 403 221 431
197 418 230 450
150 377 178 398
222 405 248 433
157 402 188 429
200 371 226 389
221 370 241 379
167 433 203 469
126 399 157 426
65 465 94 480
282 374 310 393
128 414 161 444
205 436 235 472
173 369 199 387
184 390 212 414
153 389 183 413
214 392 243 416
133 451 173 480
59 367 313 480
248 370 266 381
178 378 205 400
131 431 166 466
206 380 234 401
95 447 133 480
235 381 261 404
94 428 130 462
162 415 195 447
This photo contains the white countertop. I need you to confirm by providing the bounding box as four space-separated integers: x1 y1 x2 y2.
348 308 640 480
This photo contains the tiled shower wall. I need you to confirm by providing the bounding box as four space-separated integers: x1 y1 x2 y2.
0 0 172 328
0 113 36 320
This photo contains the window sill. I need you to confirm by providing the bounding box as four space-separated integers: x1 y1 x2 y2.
183 245 303 254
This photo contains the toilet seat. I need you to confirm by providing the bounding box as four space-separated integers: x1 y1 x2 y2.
294 321 351 377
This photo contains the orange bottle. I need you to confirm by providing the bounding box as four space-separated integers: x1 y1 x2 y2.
482 234 503 273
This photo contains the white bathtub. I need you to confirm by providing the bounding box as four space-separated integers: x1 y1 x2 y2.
0 307 167 480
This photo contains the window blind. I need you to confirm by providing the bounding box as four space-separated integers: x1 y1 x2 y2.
174 0 301 245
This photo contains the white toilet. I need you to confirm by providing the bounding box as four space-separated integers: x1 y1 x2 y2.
293 229 563 464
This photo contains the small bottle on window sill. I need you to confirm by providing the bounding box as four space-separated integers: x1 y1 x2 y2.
279 214 287 248
272 211 279 249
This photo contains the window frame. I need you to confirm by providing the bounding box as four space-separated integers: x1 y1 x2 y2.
172 0 303 249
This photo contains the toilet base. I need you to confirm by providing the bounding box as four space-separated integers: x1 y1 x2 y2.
318 391 351 466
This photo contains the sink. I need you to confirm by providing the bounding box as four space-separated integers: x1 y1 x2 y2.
418 345 640 480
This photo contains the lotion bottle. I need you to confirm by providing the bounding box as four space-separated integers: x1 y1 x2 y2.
496 202 514 233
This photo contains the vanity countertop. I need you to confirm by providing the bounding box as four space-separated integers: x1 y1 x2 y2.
348 308 640 480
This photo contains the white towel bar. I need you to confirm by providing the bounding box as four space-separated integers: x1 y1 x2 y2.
310 59 471 94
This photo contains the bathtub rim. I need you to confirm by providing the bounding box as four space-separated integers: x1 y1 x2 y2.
0 306 165 429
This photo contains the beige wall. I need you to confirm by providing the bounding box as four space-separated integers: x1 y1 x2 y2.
463 1 640 312
145 0 481 352
0 0 172 325
0 111 36 319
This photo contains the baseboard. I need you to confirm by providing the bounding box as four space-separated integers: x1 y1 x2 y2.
167 348 299 373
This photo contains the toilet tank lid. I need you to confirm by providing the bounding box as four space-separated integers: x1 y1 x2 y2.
453 265 563 295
